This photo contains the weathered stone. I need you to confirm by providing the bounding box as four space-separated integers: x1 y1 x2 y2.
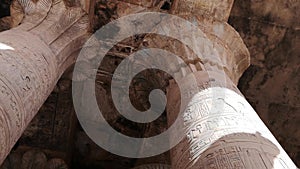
0 0 90 164
164 0 297 168
0 0 299 168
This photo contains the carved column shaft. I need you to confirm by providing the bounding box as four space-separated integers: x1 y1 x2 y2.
167 77 297 168
165 0 297 168
0 0 89 164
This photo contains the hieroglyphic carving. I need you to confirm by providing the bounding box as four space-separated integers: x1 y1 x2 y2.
0 0 90 165
0 33 56 164
171 87 297 169
0 30 58 124
0 74 24 139
193 133 281 169
0 108 10 163
164 0 297 167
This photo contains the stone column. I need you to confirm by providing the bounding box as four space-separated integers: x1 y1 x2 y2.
133 164 171 169
164 0 298 168
0 0 90 164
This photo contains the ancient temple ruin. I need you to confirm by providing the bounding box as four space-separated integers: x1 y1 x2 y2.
0 0 299 168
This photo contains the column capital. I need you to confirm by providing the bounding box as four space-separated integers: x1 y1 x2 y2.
171 0 234 22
